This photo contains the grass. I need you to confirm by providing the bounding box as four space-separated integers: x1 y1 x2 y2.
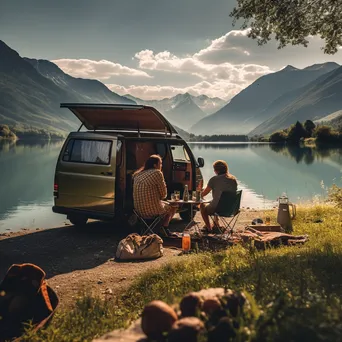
23 205 342 341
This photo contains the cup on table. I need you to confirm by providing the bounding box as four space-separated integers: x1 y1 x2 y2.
192 191 197 201
265 217 271 225
174 191 180 201
171 193 176 201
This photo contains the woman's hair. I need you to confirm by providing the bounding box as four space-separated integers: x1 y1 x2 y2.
213 160 236 179
133 154 161 176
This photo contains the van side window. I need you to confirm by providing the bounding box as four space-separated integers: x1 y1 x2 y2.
171 145 190 162
63 139 112 165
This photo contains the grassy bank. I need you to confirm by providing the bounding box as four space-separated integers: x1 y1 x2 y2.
23 205 342 341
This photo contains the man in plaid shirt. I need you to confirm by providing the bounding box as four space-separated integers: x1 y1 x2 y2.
133 154 176 236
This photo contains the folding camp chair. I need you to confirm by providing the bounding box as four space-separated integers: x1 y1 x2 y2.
133 209 166 236
210 190 242 236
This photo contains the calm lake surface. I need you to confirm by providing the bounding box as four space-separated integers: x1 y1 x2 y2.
0 140 341 232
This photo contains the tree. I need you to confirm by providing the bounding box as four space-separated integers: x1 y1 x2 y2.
230 0 342 54
269 130 287 143
304 120 316 137
287 121 308 144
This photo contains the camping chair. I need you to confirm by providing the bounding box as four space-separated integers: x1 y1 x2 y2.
133 209 166 236
210 190 242 236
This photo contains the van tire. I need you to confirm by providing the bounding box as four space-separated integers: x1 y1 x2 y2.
69 215 88 226
179 208 196 222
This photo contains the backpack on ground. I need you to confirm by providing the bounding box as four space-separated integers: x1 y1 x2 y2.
0 263 58 341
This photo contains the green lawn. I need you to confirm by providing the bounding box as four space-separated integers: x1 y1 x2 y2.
24 205 342 341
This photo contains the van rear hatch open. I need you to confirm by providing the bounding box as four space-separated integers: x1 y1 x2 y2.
61 103 178 134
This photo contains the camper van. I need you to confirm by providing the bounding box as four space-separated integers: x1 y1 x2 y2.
53 103 204 226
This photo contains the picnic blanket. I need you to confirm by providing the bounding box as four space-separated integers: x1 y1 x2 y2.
236 227 309 250
163 228 309 251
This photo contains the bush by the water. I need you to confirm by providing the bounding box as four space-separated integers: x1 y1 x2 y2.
314 125 342 144
269 120 342 145
0 124 17 140
0 124 65 141
189 134 249 142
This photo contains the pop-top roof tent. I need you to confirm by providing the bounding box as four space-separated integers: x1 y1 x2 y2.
60 103 178 135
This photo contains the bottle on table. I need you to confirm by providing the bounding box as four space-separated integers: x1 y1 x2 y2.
183 184 189 202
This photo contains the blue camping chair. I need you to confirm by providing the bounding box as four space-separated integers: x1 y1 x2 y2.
210 190 242 235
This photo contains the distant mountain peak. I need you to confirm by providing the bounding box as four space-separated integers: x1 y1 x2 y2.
304 62 340 71
282 65 298 71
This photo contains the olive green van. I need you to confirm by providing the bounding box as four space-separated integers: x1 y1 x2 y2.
53 103 204 225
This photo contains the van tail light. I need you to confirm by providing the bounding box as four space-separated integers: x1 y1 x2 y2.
53 180 59 198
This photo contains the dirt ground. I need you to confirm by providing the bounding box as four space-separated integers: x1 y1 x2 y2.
0 209 267 308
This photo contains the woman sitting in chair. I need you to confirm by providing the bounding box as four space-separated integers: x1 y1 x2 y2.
133 154 176 237
200 160 237 233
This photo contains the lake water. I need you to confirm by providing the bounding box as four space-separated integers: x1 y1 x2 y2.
0 141 341 233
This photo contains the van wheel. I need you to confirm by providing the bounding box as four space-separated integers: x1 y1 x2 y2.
179 208 196 222
69 215 88 226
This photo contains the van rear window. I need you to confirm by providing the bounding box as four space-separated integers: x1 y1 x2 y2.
62 139 112 165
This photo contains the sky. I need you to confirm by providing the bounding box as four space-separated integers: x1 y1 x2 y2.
1 0 342 100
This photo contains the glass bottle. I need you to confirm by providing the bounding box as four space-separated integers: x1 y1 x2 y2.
183 184 189 202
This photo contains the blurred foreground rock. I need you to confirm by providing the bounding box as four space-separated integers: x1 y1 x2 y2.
93 287 249 342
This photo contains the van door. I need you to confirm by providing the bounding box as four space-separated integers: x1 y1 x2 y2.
55 134 117 214
170 143 194 193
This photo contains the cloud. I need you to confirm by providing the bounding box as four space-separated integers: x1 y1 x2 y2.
134 49 272 83
53 28 342 101
194 29 342 68
52 58 151 80
128 41 274 100
106 81 242 101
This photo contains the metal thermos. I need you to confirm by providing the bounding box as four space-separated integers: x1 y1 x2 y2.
277 194 296 233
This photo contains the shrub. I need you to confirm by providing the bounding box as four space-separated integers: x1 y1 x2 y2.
314 125 342 144
0 124 17 140
269 130 287 143
287 121 308 144
328 184 342 206
304 120 316 137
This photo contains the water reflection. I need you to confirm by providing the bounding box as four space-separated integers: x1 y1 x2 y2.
190 142 342 208
0 140 65 232
269 144 342 165
0 141 341 232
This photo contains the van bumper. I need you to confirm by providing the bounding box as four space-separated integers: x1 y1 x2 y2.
52 206 115 221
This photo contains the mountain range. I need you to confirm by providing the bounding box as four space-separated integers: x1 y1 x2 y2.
249 66 342 135
1 39 341 138
125 93 225 129
314 110 342 130
192 63 340 135
0 40 134 133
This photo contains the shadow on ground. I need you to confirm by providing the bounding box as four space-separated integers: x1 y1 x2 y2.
0 216 188 281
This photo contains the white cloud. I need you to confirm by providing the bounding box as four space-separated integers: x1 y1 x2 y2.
194 29 342 68
106 81 241 101
53 29 342 101
52 58 151 80
127 41 274 100
134 49 272 83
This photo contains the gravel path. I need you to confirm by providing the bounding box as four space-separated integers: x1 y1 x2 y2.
0 210 263 308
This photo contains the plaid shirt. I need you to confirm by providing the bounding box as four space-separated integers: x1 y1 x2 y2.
133 169 167 218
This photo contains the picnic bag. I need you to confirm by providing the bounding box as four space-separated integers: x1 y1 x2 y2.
115 233 163 260
0 263 59 342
